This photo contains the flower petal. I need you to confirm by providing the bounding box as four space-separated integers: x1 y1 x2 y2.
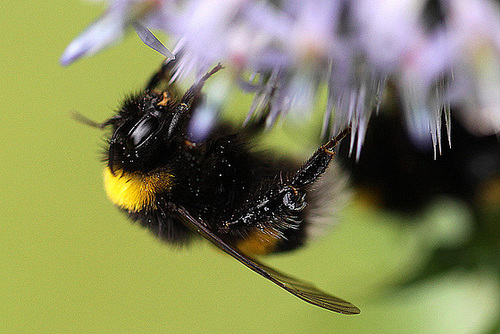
133 22 175 60
60 10 126 66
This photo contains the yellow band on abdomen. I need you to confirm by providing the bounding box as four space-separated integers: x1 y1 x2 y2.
103 167 173 212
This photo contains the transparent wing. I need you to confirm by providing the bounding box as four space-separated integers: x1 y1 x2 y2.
173 205 360 315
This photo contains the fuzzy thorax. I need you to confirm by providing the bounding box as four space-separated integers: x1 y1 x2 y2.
103 167 173 212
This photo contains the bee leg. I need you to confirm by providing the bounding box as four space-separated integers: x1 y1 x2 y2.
220 128 350 235
180 63 224 105
160 64 224 137
219 182 306 236
145 58 178 92
290 127 351 188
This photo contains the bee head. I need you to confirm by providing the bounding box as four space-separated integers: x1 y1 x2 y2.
107 91 184 174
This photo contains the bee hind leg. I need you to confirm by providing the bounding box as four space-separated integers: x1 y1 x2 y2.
219 128 350 243
290 127 351 188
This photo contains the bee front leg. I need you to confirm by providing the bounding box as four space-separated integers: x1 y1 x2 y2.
145 58 178 92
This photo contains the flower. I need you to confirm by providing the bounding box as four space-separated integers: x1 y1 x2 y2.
61 0 500 157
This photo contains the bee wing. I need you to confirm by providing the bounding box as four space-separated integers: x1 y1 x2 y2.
173 205 360 315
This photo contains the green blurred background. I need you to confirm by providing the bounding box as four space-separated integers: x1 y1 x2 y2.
1 1 499 333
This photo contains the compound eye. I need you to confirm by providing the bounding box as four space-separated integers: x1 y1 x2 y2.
126 116 159 148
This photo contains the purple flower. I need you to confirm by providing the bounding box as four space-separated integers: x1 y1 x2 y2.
61 0 500 156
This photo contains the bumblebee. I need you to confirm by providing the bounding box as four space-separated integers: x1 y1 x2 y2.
78 61 359 314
